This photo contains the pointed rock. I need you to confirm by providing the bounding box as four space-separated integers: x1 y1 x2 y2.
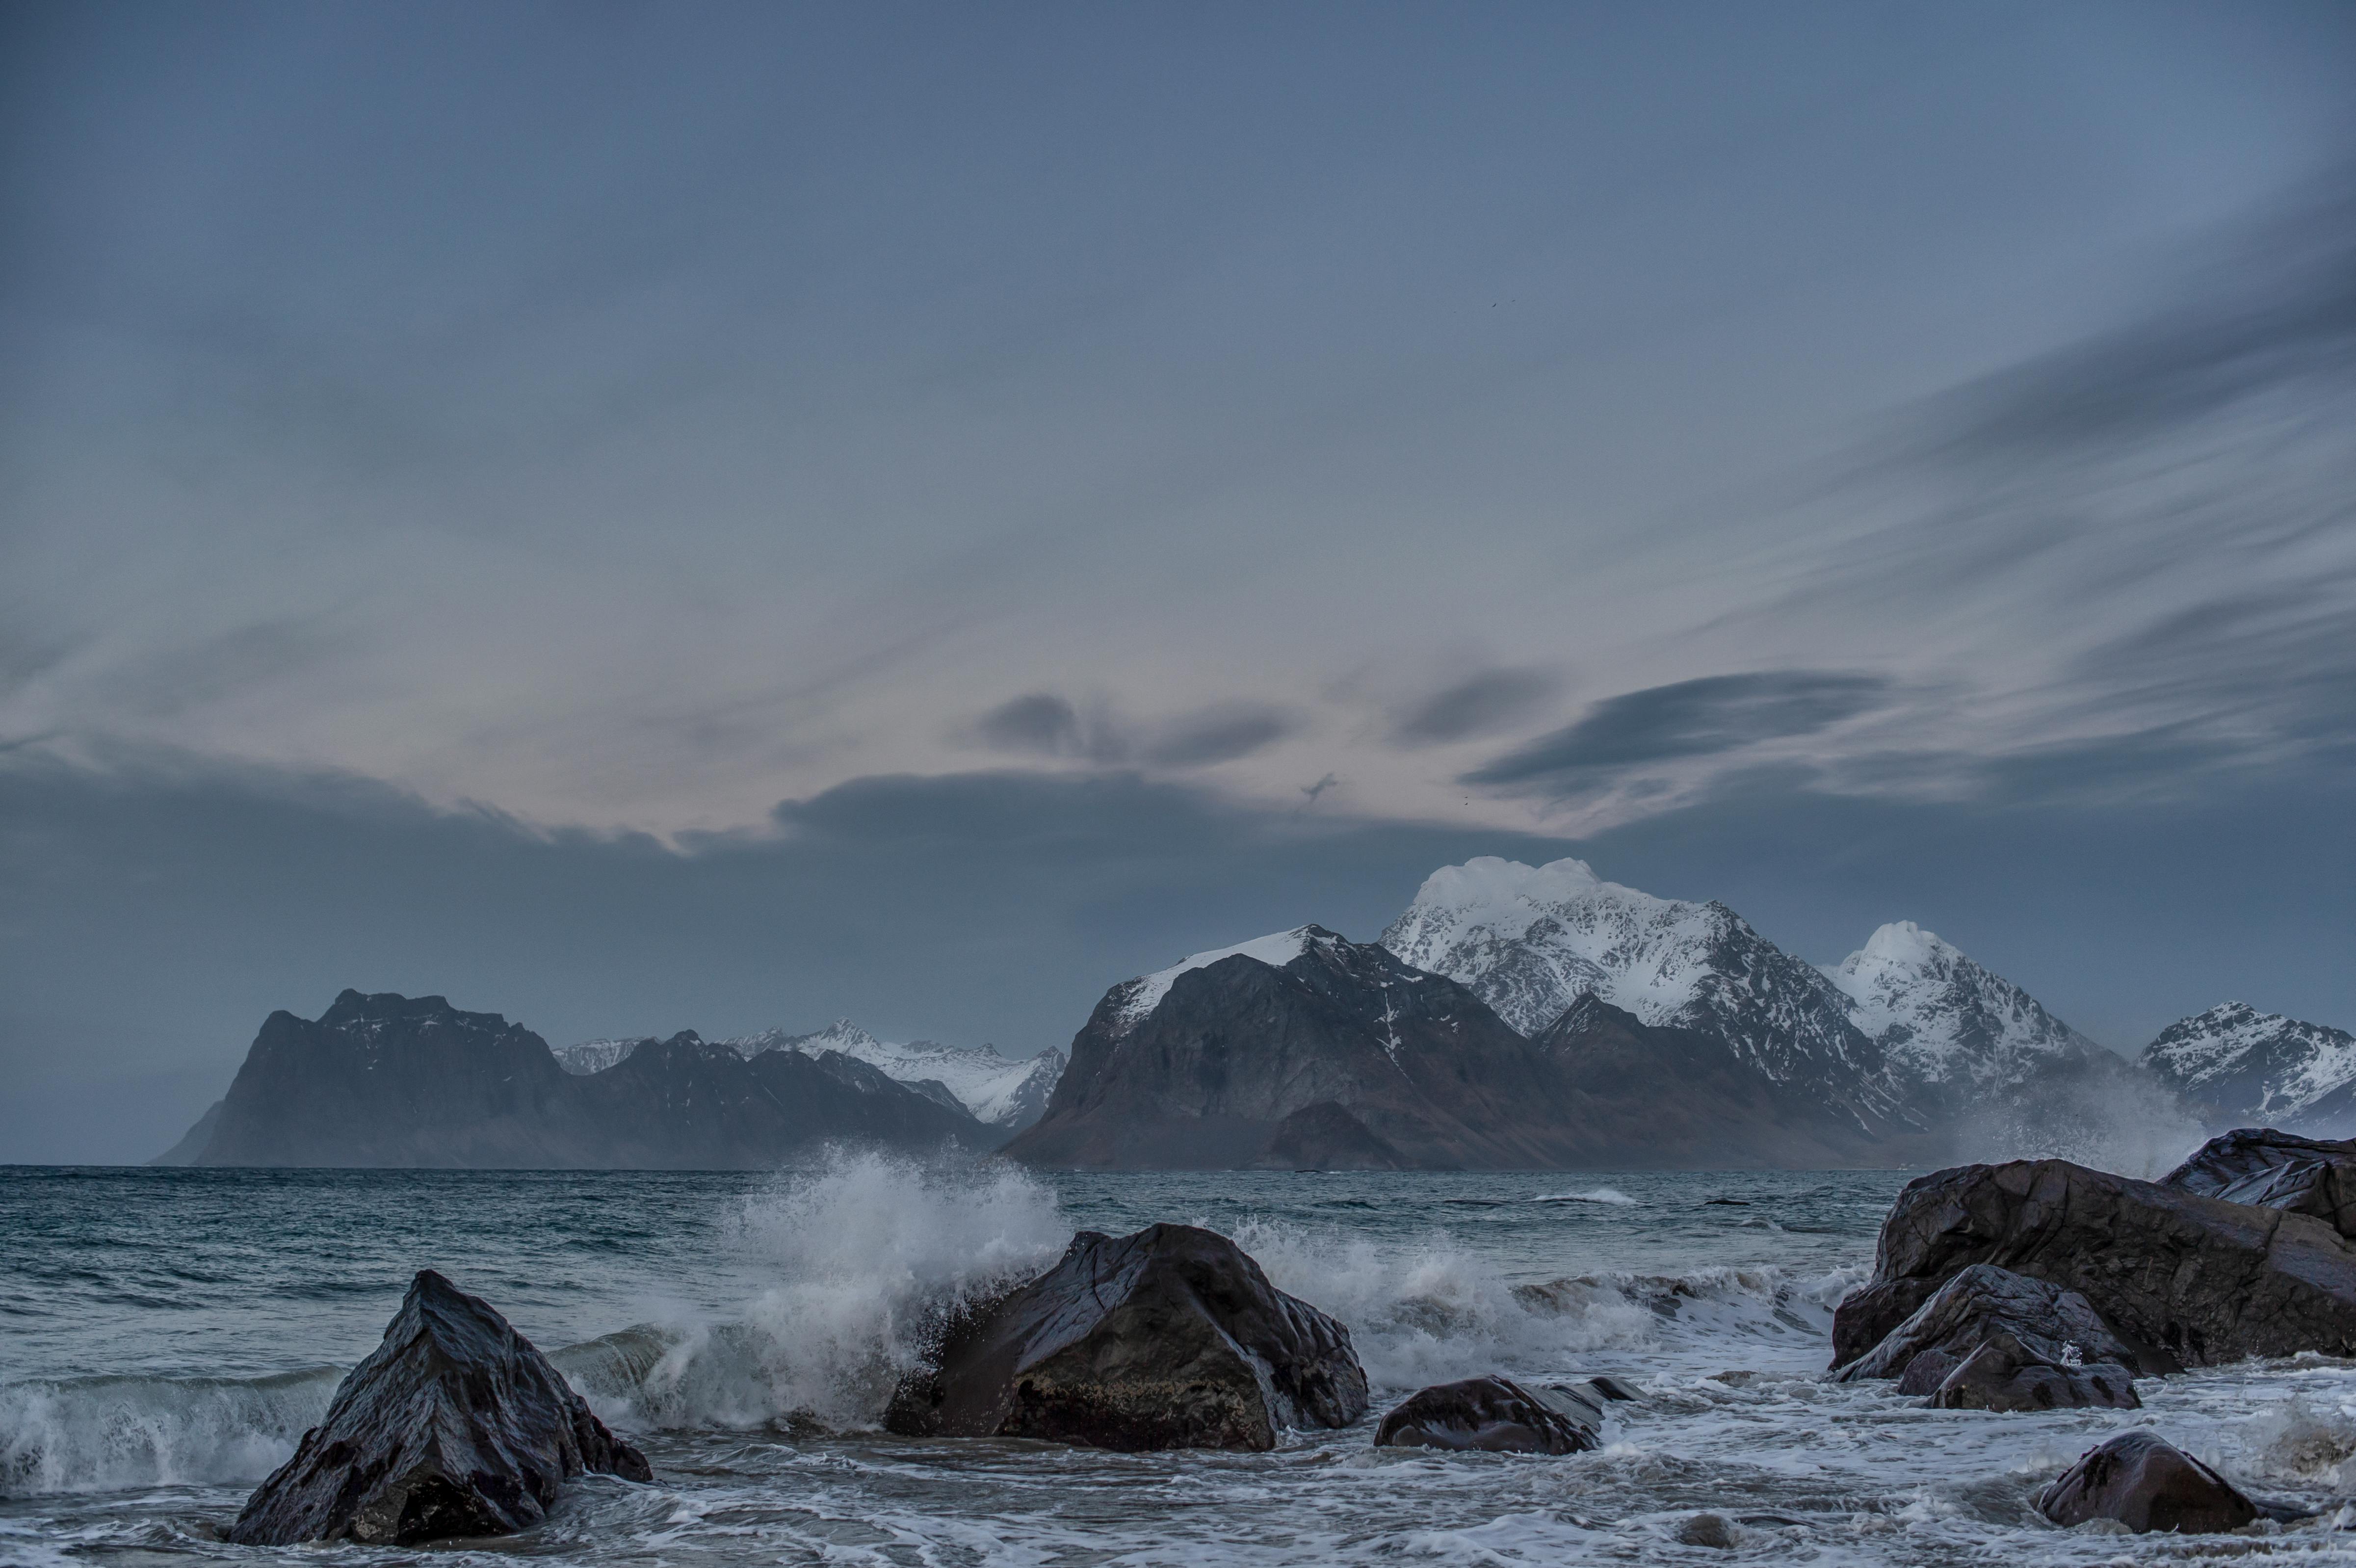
229 1270 649 1545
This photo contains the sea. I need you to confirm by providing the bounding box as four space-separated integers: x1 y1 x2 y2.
8 1157 2356 1566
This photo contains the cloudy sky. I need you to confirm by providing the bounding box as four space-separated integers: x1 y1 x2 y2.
4 2 2353 1162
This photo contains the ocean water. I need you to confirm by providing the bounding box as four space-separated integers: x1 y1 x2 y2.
7 1158 2356 1565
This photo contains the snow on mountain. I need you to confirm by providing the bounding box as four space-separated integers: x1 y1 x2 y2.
2142 1002 2356 1130
1105 927 1326 1035
722 1020 1065 1130
553 1038 643 1075
1379 858 1903 1128
1822 920 2105 1092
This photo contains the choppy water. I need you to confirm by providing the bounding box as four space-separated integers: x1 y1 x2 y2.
7 1158 2356 1565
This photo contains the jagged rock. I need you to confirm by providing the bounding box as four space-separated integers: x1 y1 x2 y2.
1922 1333 2139 1411
1372 1375 1600 1454
229 1271 650 1545
884 1224 1366 1451
1832 1263 2156 1382
2035 1432 2256 1534
2162 1128 2356 1238
1830 1158 2356 1370
1252 1101 1405 1170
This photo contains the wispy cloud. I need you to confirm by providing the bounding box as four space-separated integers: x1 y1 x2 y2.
1463 671 1888 794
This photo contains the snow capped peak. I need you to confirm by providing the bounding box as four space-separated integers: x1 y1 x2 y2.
1382 857 1723 1036
1856 920 1951 966
1400 856 1609 938
1824 921 2096 1090
1112 925 1332 1032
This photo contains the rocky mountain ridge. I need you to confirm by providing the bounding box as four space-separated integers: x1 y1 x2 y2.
555 1019 1064 1130
158 991 992 1168
1001 924 1937 1170
2142 1003 2356 1134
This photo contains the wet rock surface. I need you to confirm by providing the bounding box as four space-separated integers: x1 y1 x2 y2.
2163 1128 2356 1239
229 1270 650 1546
1832 1262 2155 1384
884 1223 1367 1451
2035 1431 2257 1534
1372 1375 1601 1454
1830 1158 2356 1369
1919 1333 2138 1411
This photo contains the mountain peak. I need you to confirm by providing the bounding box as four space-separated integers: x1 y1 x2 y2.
1110 925 1341 1034
1856 920 1954 965
1825 921 2095 1090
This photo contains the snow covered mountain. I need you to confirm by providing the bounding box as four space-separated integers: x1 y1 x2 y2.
1821 920 2108 1096
1380 857 1914 1132
553 1038 642 1075
724 1021 1064 1131
2142 1003 2356 1133
559 1020 1063 1128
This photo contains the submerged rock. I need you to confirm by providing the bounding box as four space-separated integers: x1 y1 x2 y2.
2162 1128 2356 1239
229 1270 650 1546
1831 1159 2356 1370
884 1223 1367 1451
2036 1431 2256 1534
1372 1375 1600 1454
1921 1333 2139 1411
1832 1263 2157 1387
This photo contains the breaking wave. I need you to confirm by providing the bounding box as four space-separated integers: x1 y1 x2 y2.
564 1149 1068 1432
0 1367 339 1497
1533 1187 1638 1205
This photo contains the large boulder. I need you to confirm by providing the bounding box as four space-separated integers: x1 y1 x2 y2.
2035 1432 2256 1534
1830 1159 2356 1370
229 1271 650 1545
1372 1375 1601 1454
1832 1263 2156 1383
884 1224 1367 1451
1921 1333 2139 1411
2162 1128 2356 1239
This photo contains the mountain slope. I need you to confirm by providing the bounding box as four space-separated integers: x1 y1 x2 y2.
2143 1003 2356 1133
169 992 990 1168
1002 926 1597 1169
1530 994 1920 1167
1381 857 1914 1137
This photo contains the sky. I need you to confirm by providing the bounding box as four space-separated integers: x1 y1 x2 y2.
3 2 2353 1163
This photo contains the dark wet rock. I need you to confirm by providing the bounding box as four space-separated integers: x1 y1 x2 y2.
1922 1333 2139 1411
2035 1431 2256 1534
1894 1349 1960 1396
1373 1375 1600 1454
2163 1128 2356 1239
1830 1159 2356 1370
883 1223 1366 1451
229 1271 650 1546
1832 1263 2153 1383
1675 1512 1739 1548
1252 1100 1405 1171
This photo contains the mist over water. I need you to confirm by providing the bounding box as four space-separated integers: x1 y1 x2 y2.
8 1158 2356 1564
